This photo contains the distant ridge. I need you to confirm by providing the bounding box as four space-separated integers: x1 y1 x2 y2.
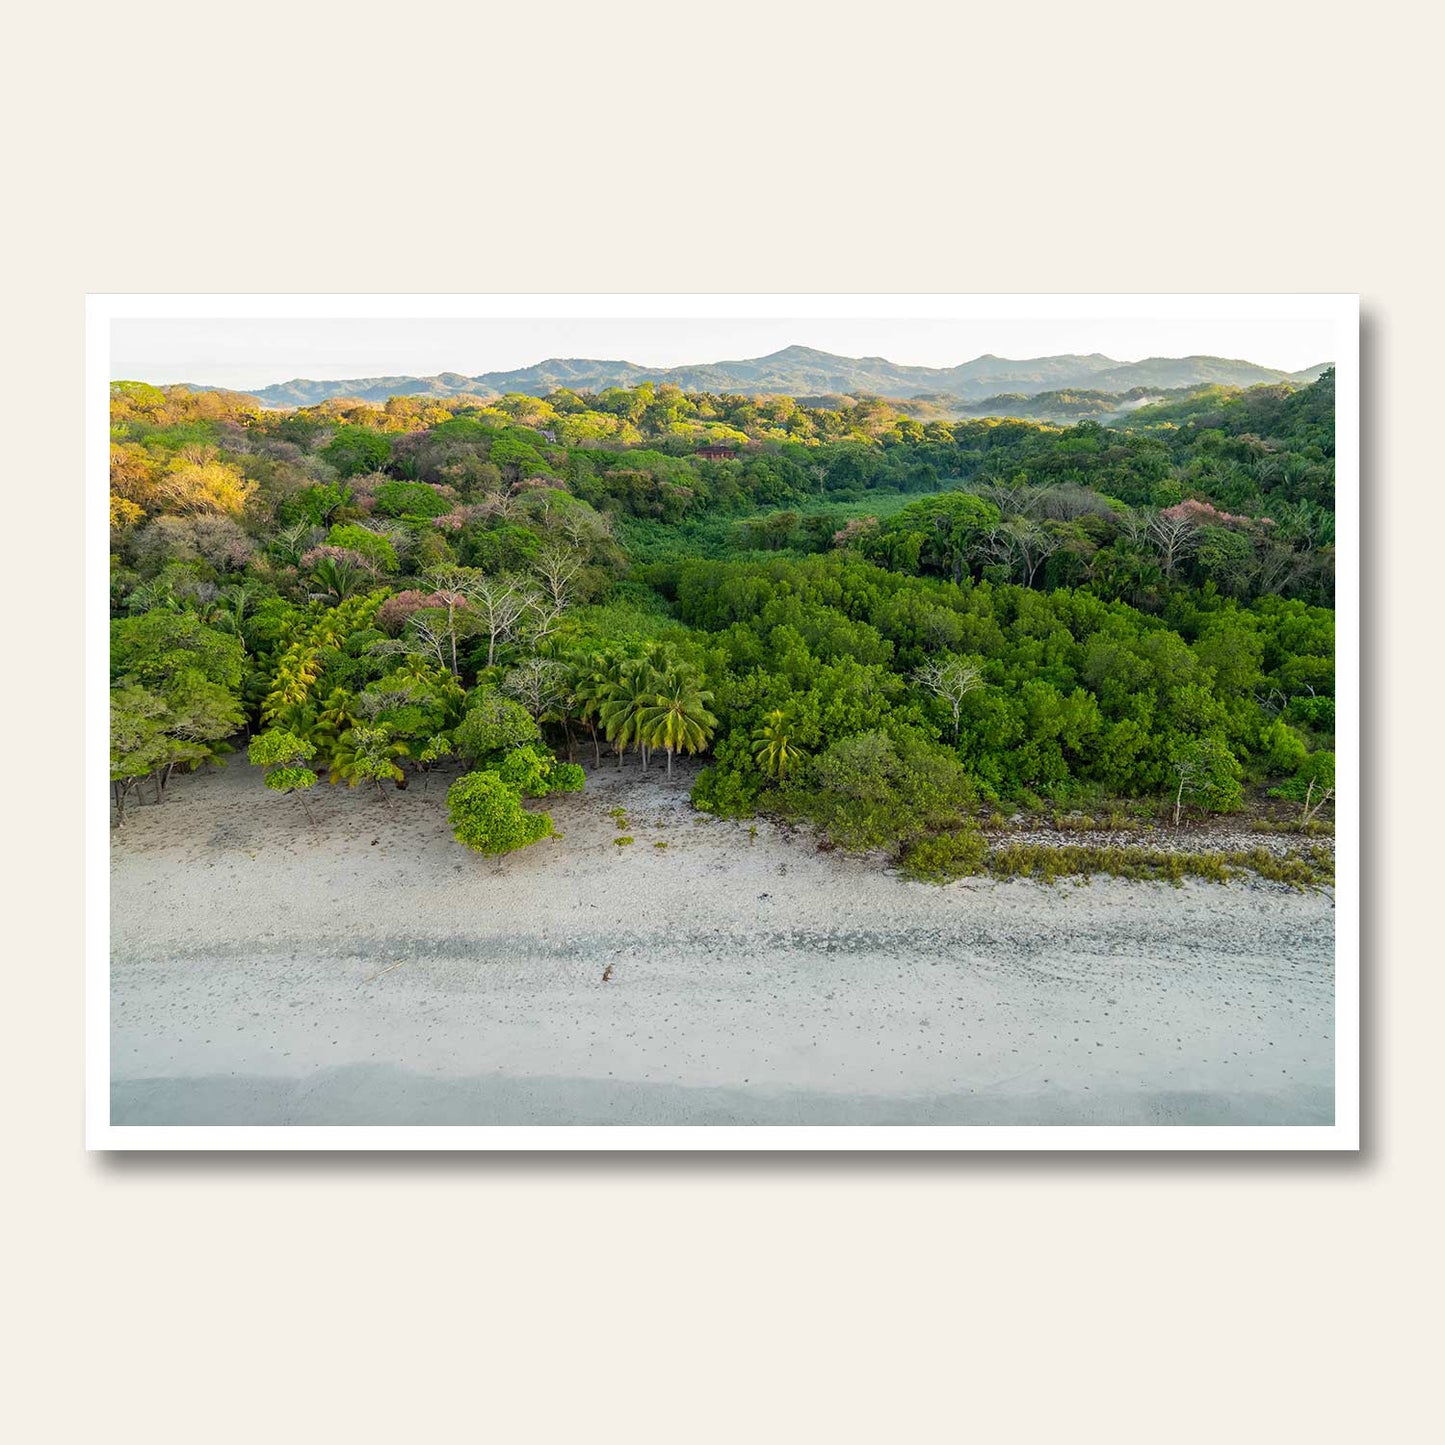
182 345 1331 409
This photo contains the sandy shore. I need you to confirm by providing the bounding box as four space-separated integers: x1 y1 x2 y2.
110 758 1335 1127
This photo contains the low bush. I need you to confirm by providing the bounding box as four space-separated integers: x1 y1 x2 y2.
901 828 988 882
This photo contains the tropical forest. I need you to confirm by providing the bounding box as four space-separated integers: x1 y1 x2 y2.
108 369 1337 885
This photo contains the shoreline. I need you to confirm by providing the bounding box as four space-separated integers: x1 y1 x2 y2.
110 759 1335 1127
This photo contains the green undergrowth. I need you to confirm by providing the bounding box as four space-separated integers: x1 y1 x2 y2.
1250 818 1336 836
901 832 1332 890
1042 811 1143 833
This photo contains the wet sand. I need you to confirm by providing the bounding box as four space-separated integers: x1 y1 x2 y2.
109 759 1335 1127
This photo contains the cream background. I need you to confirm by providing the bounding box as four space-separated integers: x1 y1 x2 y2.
5 0 1438 1438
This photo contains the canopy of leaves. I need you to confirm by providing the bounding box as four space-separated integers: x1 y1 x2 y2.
454 689 541 763
108 371 1337 841
321 426 393 478
446 770 555 855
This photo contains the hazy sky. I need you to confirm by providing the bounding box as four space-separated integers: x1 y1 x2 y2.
111 316 1336 388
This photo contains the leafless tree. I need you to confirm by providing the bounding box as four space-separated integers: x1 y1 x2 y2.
560 507 612 549
1147 512 1198 578
406 618 454 674
523 594 566 648
367 617 456 676
366 518 415 562
975 482 1035 519
1299 776 1334 825
1171 752 1201 827
1253 538 1305 596
984 518 1065 588
476 491 517 521
1113 507 1152 549
502 657 568 720
463 574 537 668
534 541 583 610
419 565 486 676
1032 484 1117 523
357 685 413 720
913 657 984 741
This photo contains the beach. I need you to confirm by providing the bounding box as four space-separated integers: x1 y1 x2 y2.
110 760 1335 1127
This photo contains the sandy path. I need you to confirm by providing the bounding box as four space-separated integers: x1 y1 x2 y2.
109 759 1335 1126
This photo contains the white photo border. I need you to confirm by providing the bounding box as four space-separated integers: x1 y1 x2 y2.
86 293 1360 1151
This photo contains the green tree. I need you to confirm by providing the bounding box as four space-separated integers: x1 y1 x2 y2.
321 425 392 478
867 492 1000 583
446 770 555 856
804 729 976 854
158 670 246 795
567 654 612 768
637 667 717 779
280 482 352 527
329 723 410 805
417 734 455 791
109 670 244 821
248 729 319 821
598 653 658 770
454 688 540 764
751 710 806 782
112 610 245 692
110 685 170 825
1169 737 1243 825
307 553 369 602
326 523 398 573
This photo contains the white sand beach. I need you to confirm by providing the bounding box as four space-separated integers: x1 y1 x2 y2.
109 760 1335 1127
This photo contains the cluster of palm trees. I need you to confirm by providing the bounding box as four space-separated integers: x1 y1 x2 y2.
569 646 717 779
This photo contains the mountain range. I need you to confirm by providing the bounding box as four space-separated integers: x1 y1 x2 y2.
189 345 1330 409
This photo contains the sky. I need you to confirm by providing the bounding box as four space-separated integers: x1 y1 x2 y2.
111 316 1337 389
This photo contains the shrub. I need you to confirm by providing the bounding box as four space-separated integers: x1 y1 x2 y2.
980 843 1331 890
1269 751 1336 806
1286 695 1336 732
495 744 585 798
901 828 988 882
446 770 553 855
800 728 976 854
454 689 540 764
691 765 760 818
1259 718 1310 776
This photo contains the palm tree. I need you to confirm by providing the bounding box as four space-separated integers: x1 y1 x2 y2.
308 554 366 603
751 709 804 782
211 583 255 651
598 653 657 770
271 522 321 567
328 723 410 807
123 577 182 615
638 667 717 780
568 655 610 768
311 688 360 762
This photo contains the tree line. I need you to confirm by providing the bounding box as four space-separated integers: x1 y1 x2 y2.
109 370 1336 866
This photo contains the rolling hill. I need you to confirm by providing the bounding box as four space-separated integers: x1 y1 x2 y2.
187 345 1330 410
